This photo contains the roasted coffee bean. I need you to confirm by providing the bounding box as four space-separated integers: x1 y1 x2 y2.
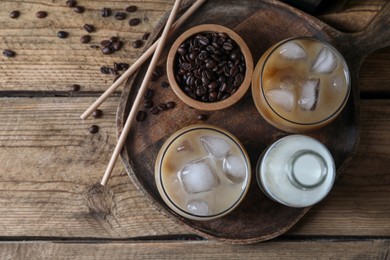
57 31 69 39
196 35 209 45
197 114 208 121
92 109 103 118
142 32 150 41
3 49 16 57
150 106 159 115
166 101 176 109
89 125 99 134
83 24 95 33
114 12 126 20
73 6 85 13
108 68 118 76
125 5 137 12
132 39 143 49
101 8 111 17
136 111 147 122
144 100 154 109
223 42 233 51
112 41 123 51
129 18 141 26
66 0 77 7
110 36 119 43
144 88 154 100
100 66 110 74
10 10 20 19
157 103 167 111
70 84 80 91
101 46 113 55
80 35 91 43
160 81 170 88
36 11 48 18
101 40 110 46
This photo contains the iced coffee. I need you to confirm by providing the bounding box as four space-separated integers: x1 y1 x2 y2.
252 37 350 132
155 124 251 220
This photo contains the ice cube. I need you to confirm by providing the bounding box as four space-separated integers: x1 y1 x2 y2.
331 76 343 92
187 199 209 216
279 42 307 60
177 140 192 152
298 79 320 110
201 136 230 159
223 155 247 183
266 88 295 112
178 158 220 194
311 47 337 74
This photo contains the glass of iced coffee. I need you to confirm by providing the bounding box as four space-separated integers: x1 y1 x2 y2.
155 124 251 221
252 37 351 133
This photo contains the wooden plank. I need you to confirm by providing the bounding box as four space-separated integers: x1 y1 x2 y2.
0 97 389 238
0 240 388 259
0 0 388 93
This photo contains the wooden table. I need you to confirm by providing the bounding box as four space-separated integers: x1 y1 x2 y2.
0 0 389 258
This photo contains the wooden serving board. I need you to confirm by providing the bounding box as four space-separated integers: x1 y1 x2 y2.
117 0 390 243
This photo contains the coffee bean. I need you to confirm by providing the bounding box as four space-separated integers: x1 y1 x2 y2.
112 41 123 51
100 66 110 74
10 10 20 19
136 111 147 122
144 100 154 109
101 40 110 46
114 12 126 20
160 81 170 88
223 42 233 51
80 35 91 43
142 32 150 41
83 24 95 33
66 0 77 7
3 49 16 57
92 109 103 118
125 5 137 12
57 31 69 39
144 88 154 99
70 84 80 91
196 35 209 45
197 114 208 121
132 39 143 49
129 18 141 26
73 6 85 13
36 11 48 18
101 8 111 17
89 125 99 134
114 62 129 71
101 46 113 55
157 103 167 111
150 106 159 115
166 101 176 109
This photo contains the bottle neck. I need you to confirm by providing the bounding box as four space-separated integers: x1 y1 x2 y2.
286 149 328 190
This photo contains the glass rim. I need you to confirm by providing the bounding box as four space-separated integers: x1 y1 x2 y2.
260 36 351 126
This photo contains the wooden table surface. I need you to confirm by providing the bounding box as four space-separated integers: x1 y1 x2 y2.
0 0 389 259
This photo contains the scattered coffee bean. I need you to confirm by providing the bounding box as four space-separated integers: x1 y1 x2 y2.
73 6 85 13
101 39 110 46
70 84 80 91
80 35 91 44
89 125 99 134
114 62 129 71
142 32 150 41
150 106 160 115
125 5 137 13
144 88 154 99
108 68 118 76
3 49 16 57
144 100 154 109
83 24 95 33
136 111 147 122
92 109 103 118
114 12 127 20
112 41 123 51
36 11 48 18
129 18 141 26
132 39 143 49
100 66 110 74
157 103 167 111
166 101 176 109
10 10 20 19
66 0 77 7
174 31 246 103
57 31 69 39
160 81 170 88
101 8 111 17
110 36 119 43
197 114 208 121
101 46 114 55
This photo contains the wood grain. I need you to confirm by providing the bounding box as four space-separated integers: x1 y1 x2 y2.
0 240 388 259
0 98 388 238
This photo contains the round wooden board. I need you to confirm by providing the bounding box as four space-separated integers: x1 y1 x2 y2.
117 0 389 243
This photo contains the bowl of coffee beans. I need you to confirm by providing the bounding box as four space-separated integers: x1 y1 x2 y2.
167 24 253 110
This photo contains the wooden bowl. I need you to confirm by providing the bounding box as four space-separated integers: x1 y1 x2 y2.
166 24 254 111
